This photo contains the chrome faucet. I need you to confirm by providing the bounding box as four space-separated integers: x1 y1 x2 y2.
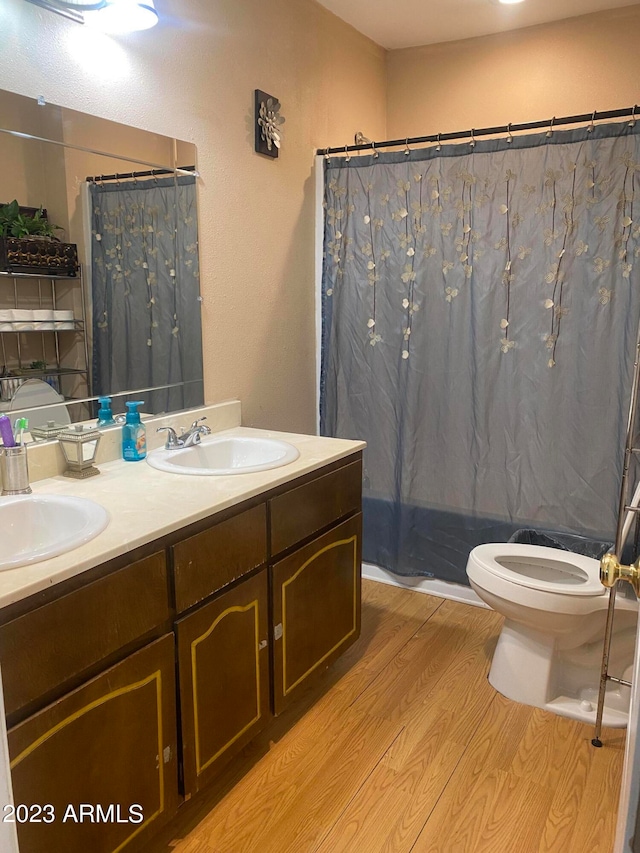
157 417 212 450
182 418 212 446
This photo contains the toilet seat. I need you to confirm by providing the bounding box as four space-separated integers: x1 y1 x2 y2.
470 543 605 597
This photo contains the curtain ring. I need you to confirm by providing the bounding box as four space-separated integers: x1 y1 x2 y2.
115 173 120 186
629 105 638 128
345 145 351 163
469 128 476 149
546 116 555 138
324 147 330 161
587 110 596 133
506 123 513 144
404 138 411 156
435 133 442 152
371 141 379 159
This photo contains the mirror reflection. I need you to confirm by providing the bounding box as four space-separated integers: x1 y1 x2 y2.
0 89 204 442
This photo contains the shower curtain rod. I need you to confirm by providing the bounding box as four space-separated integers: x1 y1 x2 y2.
86 165 196 183
317 104 639 155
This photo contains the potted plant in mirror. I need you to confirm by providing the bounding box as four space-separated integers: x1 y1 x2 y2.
0 200 79 276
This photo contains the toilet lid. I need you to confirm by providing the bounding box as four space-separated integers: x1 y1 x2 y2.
469 543 606 596
8 379 71 431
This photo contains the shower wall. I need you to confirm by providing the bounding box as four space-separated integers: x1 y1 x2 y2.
386 5 640 142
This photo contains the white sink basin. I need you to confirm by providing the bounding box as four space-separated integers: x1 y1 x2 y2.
146 434 300 476
0 494 110 571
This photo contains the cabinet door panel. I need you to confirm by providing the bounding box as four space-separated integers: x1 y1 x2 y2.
1 550 169 718
173 504 267 612
7 633 179 853
177 570 270 796
269 459 362 556
271 514 362 715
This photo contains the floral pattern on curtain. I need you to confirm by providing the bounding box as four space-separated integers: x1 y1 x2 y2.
90 175 203 414
320 122 640 584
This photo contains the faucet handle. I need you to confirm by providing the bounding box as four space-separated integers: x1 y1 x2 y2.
189 416 209 431
157 426 181 449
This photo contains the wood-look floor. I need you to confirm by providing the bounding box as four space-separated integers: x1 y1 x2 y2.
155 581 625 853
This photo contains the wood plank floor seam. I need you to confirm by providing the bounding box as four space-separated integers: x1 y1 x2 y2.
405 694 501 853
308 724 409 853
343 602 446 713
354 603 501 725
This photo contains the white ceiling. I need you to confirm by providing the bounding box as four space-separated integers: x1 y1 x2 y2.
315 0 640 50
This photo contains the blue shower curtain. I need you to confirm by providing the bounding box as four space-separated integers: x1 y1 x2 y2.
90 175 203 414
320 122 640 585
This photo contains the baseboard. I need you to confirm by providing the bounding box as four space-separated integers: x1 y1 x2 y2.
362 562 488 608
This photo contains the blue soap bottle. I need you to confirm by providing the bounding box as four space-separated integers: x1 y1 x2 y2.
96 396 116 427
122 401 147 461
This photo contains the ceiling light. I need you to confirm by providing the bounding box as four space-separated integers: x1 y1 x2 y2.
497 0 526 4
50 0 106 8
24 0 158 29
24 0 98 22
83 0 158 32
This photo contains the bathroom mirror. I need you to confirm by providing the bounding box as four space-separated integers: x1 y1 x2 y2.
0 88 204 440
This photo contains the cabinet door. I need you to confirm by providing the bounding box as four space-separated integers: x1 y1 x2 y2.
271 514 362 715
7 633 179 853
269 458 362 556
176 569 270 797
173 504 267 613
1 550 169 719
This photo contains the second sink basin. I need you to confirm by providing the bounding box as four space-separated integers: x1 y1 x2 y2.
146 434 300 476
1 494 110 571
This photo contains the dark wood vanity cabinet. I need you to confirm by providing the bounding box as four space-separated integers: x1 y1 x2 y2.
7 634 179 853
271 514 362 715
269 459 362 554
0 551 169 720
1 451 362 852
172 504 267 613
176 569 270 796
172 455 362 791
268 459 363 714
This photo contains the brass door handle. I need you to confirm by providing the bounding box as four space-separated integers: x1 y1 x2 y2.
600 552 640 593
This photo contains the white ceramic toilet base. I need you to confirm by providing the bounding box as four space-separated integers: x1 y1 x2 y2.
489 619 630 728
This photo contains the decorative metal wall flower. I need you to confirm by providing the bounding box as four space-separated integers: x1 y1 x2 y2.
255 90 285 158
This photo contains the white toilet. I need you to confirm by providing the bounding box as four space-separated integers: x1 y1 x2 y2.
466 542 638 727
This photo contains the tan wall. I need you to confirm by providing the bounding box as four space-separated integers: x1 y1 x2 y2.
386 6 640 141
0 91 56 211
0 0 386 434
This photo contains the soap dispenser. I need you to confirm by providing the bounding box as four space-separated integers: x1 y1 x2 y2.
96 396 116 427
122 401 147 462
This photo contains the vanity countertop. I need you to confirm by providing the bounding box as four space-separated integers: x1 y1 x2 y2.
0 426 365 610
